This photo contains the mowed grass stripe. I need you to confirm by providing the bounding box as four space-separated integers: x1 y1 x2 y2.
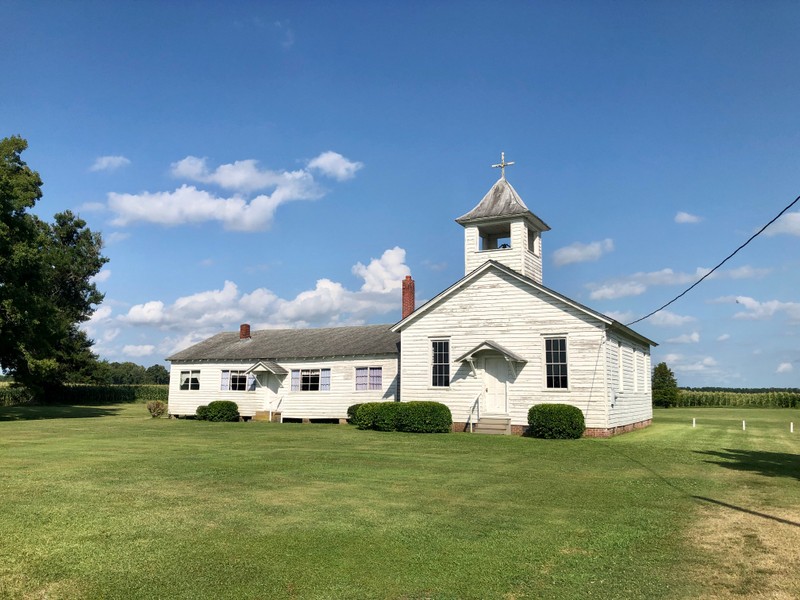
1 405 797 599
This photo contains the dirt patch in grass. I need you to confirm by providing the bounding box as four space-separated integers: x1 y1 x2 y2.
687 494 800 599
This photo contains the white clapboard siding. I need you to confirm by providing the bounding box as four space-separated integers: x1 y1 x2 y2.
605 333 653 428
399 267 612 429
168 355 398 418
463 222 543 283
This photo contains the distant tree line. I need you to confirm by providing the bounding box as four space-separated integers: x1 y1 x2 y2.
68 361 170 385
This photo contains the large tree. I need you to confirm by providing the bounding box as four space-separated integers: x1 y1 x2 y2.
652 362 679 408
0 136 107 395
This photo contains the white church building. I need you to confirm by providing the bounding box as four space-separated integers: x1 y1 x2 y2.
168 167 656 436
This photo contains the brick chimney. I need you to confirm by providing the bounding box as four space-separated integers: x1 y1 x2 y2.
402 275 415 319
239 323 251 339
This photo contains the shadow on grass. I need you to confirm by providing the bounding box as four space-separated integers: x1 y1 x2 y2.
0 405 122 421
601 444 800 529
694 448 800 482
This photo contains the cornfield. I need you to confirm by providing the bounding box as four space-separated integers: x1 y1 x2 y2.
676 390 800 408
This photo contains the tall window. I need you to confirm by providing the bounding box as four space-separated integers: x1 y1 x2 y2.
545 337 568 389
180 370 200 390
220 370 256 391
290 368 331 391
355 367 382 391
432 339 450 387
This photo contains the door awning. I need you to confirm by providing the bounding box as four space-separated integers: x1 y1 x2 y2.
455 340 526 364
244 360 288 376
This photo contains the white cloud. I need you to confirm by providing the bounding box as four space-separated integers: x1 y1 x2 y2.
647 311 696 326
90 269 111 284
766 211 800 236
107 152 362 231
307 151 364 181
122 344 156 357
675 211 702 224
604 310 635 323
589 281 647 300
718 295 800 321
119 247 410 334
667 331 700 344
105 232 130 244
717 333 731 341
663 353 683 363
675 356 718 372
352 247 410 293
587 264 764 301
553 238 614 267
776 362 793 374
90 155 131 172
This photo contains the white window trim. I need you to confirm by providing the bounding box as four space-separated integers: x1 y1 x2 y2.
541 334 570 392
179 370 200 391
430 337 451 389
290 368 331 392
220 369 256 392
355 366 383 392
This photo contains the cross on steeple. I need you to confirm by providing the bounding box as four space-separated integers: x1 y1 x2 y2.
491 151 515 179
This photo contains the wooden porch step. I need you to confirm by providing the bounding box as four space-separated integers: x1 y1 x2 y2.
253 411 280 422
473 417 511 435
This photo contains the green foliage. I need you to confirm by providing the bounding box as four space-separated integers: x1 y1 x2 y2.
346 403 363 423
652 362 679 408
353 402 382 429
0 136 107 395
676 389 800 408
196 405 209 420
199 401 240 422
527 404 585 439
0 384 167 406
353 401 452 433
146 400 167 418
0 385 35 407
396 401 453 433
74 360 170 385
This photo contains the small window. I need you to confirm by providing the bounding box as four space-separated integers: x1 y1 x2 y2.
180 370 200 390
545 337 568 389
478 224 511 250
527 229 539 255
356 367 382 391
291 368 331 391
221 370 256 391
432 340 450 387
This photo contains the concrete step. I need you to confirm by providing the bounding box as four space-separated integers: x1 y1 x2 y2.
253 411 280 422
473 417 511 435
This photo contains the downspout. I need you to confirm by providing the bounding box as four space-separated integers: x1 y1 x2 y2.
601 329 609 429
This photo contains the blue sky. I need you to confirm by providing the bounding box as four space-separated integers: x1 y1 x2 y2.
4 1 799 387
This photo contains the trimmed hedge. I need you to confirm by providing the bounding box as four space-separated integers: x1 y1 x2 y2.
196 405 209 420
198 400 240 422
351 401 452 434
0 386 35 407
346 403 363 422
397 401 452 433
527 404 585 439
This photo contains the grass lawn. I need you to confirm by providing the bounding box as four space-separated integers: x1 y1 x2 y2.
0 405 797 599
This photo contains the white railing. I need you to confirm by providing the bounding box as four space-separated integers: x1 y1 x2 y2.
467 394 481 432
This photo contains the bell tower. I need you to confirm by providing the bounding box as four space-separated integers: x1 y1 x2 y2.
455 154 550 283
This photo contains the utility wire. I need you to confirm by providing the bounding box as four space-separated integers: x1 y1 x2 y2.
625 193 800 327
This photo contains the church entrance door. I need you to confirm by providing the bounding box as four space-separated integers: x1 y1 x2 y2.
483 357 508 415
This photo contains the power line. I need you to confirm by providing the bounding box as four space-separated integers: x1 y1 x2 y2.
625 193 800 327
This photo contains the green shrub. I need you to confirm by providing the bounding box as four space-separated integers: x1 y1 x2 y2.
352 401 452 434
373 402 403 431
353 403 381 430
346 403 363 423
146 400 167 418
203 400 240 422
527 404 585 439
196 405 209 420
396 401 452 433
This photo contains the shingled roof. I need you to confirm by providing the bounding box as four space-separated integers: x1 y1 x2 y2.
167 324 399 362
455 177 550 231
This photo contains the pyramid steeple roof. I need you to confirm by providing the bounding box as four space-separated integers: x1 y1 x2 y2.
455 177 550 231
